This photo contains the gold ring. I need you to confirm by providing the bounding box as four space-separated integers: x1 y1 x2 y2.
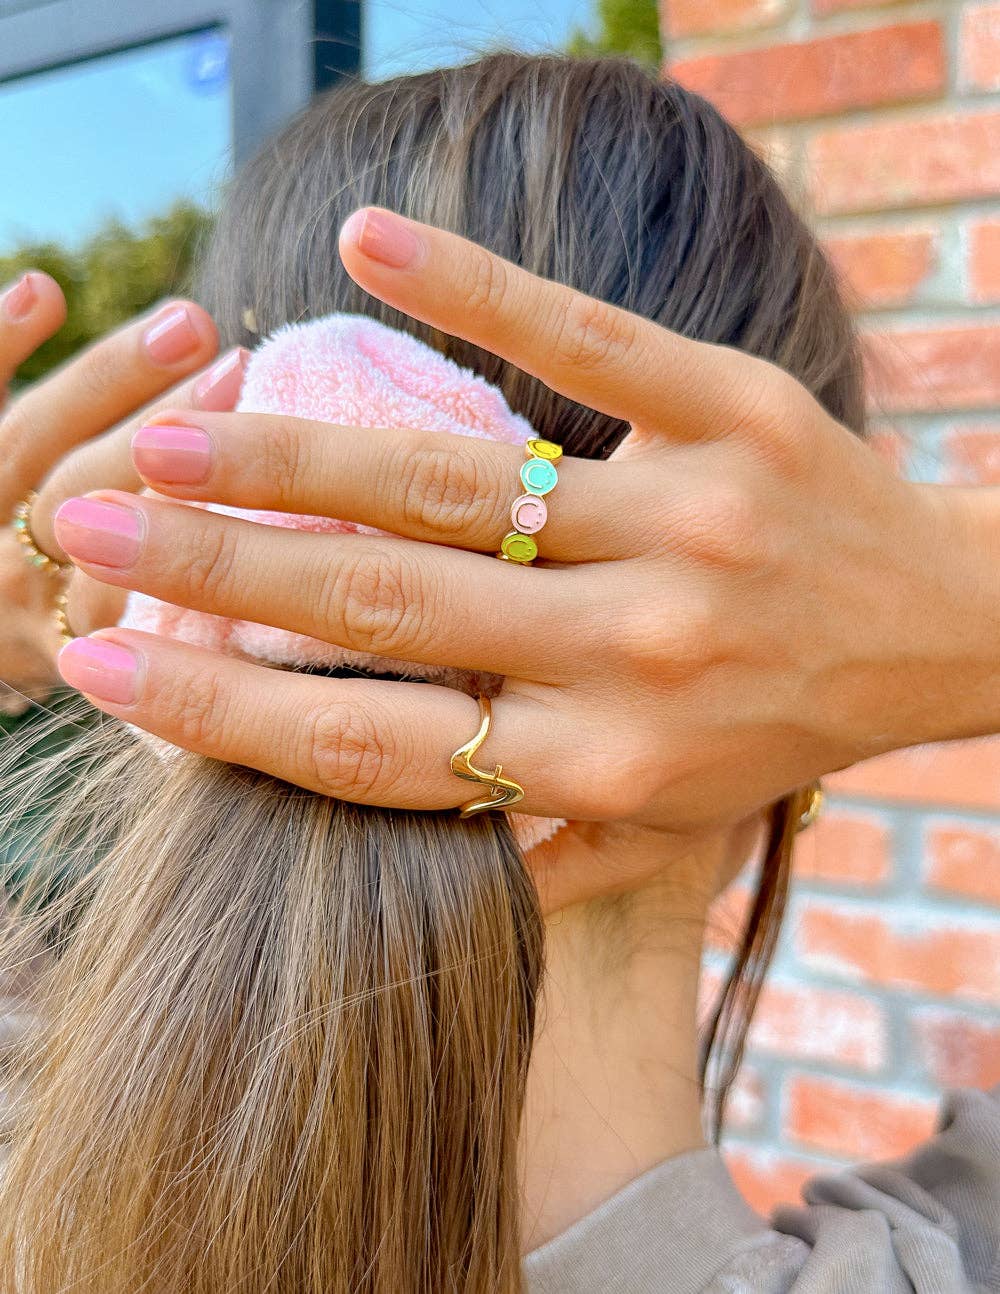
795 781 823 833
495 437 562 565
11 491 71 576
449 693 525 817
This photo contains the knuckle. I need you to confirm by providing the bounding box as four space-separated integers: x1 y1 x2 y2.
304 702 395 800
328 549 427 657
259 420 308 506
735 363 814 481
163 666 230 751
182 519 240 605
461 248 508 316
577 738 658 820
671 483 762 571
399 445 494 539
551 293 637 374
611 588 723 690
73 338 121 405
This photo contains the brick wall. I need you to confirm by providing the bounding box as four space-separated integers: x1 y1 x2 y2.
660 0 1000 1214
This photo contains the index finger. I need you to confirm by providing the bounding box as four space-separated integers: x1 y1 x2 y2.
337 207 766 440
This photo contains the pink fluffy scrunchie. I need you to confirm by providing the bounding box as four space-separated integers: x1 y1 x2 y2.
120 313 568 853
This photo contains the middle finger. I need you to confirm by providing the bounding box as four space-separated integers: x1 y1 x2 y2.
53 490 594 680
129 410 655 563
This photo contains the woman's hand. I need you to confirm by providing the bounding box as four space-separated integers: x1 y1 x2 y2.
0 269 248 708
50 212 1000 870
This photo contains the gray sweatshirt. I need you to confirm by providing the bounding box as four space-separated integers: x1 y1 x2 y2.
523 1086 1000 1292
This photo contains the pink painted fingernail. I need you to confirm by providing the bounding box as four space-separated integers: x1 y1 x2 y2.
58 637 141 705
2 273 37 321
341 208 422 269
53 498 144 568
132 423 212 484
193 347 249 411
143 304 201 366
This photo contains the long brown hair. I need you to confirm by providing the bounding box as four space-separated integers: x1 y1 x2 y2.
0 54 863 1291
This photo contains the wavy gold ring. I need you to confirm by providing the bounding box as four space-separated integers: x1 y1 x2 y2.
449 693 525 818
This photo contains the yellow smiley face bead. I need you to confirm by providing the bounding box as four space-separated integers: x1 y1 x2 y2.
498 531 538 563
525 437 563 463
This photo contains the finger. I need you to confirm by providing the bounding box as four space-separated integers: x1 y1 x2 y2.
0 271 67 397
53 491 591 680
56 630 592 818
338 207 768 440
30 349 249 560
0 299 219 518
129 409 646 563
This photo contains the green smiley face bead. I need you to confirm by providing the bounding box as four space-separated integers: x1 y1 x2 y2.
499 531 538 563
520 457 558 496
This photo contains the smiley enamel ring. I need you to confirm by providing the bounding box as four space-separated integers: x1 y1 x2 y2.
495 437 562 565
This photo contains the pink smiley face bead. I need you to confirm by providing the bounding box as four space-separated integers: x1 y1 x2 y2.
510 493 548 534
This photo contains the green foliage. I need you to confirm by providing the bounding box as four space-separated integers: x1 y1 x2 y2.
0 201 215 384
568 0 663 67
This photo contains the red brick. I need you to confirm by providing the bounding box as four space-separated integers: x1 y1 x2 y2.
925 822 1000 907
943 422 1000 484
809 110 1000 216
672 22 944 128
969 219 1000 303
725 1065 768 1132
796 903 1000 1002
863 324 1000 413
725 1146 826 1214
786 1074 938 1159
750 980 889 1071
822 228 937 310
745 127 802 191
794 811 891 887
961 3 1000 92
913 1008 1000 1088
662 0 792 39
827 737 1000 811
699 966 889 1072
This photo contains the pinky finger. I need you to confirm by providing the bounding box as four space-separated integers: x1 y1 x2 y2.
55 630 591 819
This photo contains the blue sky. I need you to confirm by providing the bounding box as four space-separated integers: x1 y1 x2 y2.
0 1 589 253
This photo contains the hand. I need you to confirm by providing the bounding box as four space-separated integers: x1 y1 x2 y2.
0 269 247 708
51 212 1000 884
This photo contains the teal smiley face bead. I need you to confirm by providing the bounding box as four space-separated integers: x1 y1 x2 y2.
519 456 559 497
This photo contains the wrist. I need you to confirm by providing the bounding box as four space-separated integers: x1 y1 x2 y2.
900 482 1000 747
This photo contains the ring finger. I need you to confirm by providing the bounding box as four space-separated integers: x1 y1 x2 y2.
53 490 600 679
129 409 664 563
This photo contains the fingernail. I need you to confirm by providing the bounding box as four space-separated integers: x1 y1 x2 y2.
132 423 212 484
143 304 201 366
2 273 37 321
58 637 140 706
53 498 144 568
341 209 422 269
193 347 249 411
